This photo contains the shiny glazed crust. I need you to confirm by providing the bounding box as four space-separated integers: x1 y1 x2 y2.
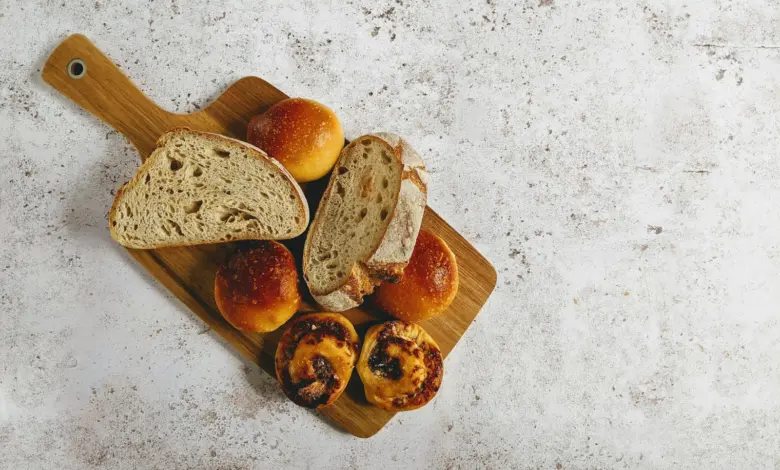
214 241 301 333
356 321 443 411
275 313 360 409
374 230 459 322
247 98 344 183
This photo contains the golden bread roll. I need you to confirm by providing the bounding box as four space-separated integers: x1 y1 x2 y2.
357 321 443 411
275 313 360 408
214 241 301 333
247 98 344 183
374 230 458 322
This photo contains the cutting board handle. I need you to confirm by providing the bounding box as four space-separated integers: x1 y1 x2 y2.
42 34 174 158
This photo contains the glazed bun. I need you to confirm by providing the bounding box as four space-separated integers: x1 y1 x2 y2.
357 321 443 411
275 313 360 408
214 241 301 333
247 98 344 183
374 230 458 322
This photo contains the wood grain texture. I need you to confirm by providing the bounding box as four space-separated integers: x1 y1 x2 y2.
42 34 497 438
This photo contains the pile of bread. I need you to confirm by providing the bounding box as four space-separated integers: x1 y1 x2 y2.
109 98 459 412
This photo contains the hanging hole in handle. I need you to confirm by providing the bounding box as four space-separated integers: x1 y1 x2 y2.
67 59 86 79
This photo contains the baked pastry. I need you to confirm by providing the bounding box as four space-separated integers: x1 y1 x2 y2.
357 321 443 411
275 313 360 408
303 133 427 311
214 241 301 333
247 98 344 183
109 128 309 249
374 230 458 321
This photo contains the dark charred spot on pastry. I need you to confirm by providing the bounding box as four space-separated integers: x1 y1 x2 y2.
290 317 349 344
369 349 402 380
418 346 444 399
311 355 334 383
282 343 298 362
388 335 418 356
427 347 443 364
369 336 415 380
281 318 349 361
279 355 341 409
281 331 326 361
425 349 443 381
281 373 327 408
376 321 401 341
392 398 405 408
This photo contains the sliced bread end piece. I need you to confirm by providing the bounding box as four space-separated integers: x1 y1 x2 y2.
303 133 427 311
109 128 309 249
365 132 428 280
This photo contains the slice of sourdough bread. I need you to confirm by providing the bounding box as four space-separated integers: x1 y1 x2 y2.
303 133 427 311
109 128 309 249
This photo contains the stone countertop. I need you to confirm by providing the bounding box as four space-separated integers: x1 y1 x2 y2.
2 0 780 468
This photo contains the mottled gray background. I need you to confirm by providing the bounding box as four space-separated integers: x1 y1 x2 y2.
2 0 780 468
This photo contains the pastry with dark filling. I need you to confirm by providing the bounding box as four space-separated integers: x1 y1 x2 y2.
275 313 360 408
357 321 443 411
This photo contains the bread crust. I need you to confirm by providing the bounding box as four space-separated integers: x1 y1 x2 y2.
214 242 301 333
108 128 309 249
367 132 428 281
247 98 345 183
303 133 428 311
374 230 459 321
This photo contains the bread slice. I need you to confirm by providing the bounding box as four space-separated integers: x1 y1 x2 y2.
303 133 427 311
109 129 309 249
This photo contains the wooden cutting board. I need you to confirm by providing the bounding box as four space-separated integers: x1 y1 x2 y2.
43 34 496 438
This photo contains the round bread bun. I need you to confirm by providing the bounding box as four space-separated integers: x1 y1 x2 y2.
247 98 344 183
357 321 443 411
275 313 360 408
374 230 459 322
214 241 301 333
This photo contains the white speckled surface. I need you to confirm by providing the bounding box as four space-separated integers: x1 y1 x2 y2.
2 0 780 468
